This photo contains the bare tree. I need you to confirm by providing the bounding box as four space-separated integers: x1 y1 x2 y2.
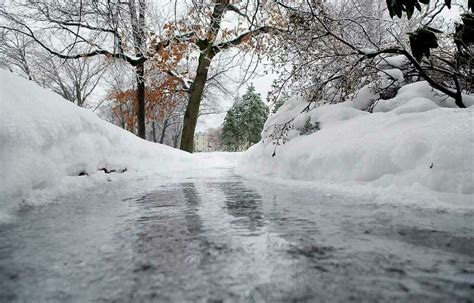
36 55 106 107
1 0 280 148
0 26 106 107
175 0 278 152
268 0 470 110
0 27 36 80
0 0 192 139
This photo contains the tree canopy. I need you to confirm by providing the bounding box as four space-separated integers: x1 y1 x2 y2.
221 85 269 151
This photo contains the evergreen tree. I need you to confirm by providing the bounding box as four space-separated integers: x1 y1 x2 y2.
240 85 269 148
221 85 269 151
221 103 243 151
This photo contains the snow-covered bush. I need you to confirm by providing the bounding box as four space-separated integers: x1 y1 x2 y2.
300 118 320 136
238 58 474 195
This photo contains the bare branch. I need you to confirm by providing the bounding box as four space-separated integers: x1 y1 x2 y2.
213 26 277 53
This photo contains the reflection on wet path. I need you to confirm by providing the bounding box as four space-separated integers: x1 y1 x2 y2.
217 181 266 233
1 169 473 302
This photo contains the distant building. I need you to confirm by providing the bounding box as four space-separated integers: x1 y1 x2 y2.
194 132 210 152
194 131 221 152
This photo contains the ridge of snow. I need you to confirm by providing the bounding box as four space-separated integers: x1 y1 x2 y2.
0 69 193 219
239 77 474 197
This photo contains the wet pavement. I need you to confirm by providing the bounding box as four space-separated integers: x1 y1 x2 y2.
1 166 473 302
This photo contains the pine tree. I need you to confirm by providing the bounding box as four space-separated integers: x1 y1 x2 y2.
221 104 242 151
240 85 269 148
221 85 269 151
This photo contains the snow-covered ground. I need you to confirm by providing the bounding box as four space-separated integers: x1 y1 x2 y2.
2 64 473 223
1 69 473 301
0 70 192 221
238 61 474 207
0 69 245 222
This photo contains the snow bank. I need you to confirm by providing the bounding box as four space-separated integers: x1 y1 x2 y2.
238 81 474 196
0 70 192 217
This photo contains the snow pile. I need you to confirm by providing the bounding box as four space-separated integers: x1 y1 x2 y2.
238 80 474 195
0 69 193 214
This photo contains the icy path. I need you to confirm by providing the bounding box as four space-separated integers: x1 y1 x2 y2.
0 153 473 302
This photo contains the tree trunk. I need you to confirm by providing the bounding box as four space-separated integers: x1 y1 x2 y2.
75 83 83 107
136 62 146 139
173 134 179 148
180 50 214 152
159 118 169 144
130 0 147 139
173 124 182 148
120 104 126 129
152 121 156 142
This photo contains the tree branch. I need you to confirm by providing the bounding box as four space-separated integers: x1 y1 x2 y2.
0 24 141 66
227 4 248 17
363 48 466 108
212 26 276 54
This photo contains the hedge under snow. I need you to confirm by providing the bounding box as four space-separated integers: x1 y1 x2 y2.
238 78 474 195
